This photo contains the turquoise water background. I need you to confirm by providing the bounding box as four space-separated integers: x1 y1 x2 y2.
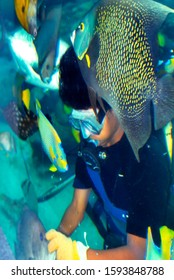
0 0 103 259
0 0 174 259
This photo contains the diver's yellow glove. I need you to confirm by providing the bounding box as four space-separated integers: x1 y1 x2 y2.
46 229 89 260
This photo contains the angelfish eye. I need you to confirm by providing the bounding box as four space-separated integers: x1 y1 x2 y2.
78 22 85 31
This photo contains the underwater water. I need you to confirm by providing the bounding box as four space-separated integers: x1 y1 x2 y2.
0 0 103 260
0 0 174 260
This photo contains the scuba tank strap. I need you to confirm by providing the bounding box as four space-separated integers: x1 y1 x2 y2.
86 166 128 223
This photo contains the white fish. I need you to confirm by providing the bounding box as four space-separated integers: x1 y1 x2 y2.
7 28 58 90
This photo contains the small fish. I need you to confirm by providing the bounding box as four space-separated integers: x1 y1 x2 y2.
36 99 68 172
14 0 38 37
0 131 16 153
146 226 174 260
7 27 38 70
15 208 55 260
7 27 58 90
34 4 62 82
72 0 174 160
3 101 38 140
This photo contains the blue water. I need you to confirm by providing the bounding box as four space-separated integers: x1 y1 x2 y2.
0 0 174 259
0 0 104 259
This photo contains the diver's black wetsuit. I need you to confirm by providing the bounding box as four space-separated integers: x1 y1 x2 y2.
73 129 171 248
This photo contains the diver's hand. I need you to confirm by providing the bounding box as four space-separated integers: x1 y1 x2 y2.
46 229 88 260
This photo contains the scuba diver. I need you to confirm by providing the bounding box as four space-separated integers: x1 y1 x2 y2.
46 46 172 260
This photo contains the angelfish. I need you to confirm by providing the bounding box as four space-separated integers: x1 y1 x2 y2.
14 0 38 37
72 0 174 160
36 99 68 172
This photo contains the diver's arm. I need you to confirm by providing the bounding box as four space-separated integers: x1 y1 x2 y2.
57 188 91 236
46 230 147 260
87 233 146 260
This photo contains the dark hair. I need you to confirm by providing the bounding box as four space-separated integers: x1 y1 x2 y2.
59 46 91 110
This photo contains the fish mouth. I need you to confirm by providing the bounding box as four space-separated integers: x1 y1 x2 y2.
29 26 37 37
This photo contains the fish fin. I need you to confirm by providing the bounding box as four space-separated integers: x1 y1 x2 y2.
119 100 152 161
22 89 30 110
146 227 161 260
0 227 15 260
36 98 41 109
97 95 107 115
160 226 174 260
146 227 154 259
88 87 108 120
49 164 57 172
154 74 174 130
88 86 98 118
85 54 91 68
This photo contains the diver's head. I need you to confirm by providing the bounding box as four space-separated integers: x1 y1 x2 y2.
69 107 105 144
59 46 91 110
59 46 123 146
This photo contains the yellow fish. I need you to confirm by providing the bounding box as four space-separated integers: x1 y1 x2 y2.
36 99 68 172
146 226 174 260
14 0 38 37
